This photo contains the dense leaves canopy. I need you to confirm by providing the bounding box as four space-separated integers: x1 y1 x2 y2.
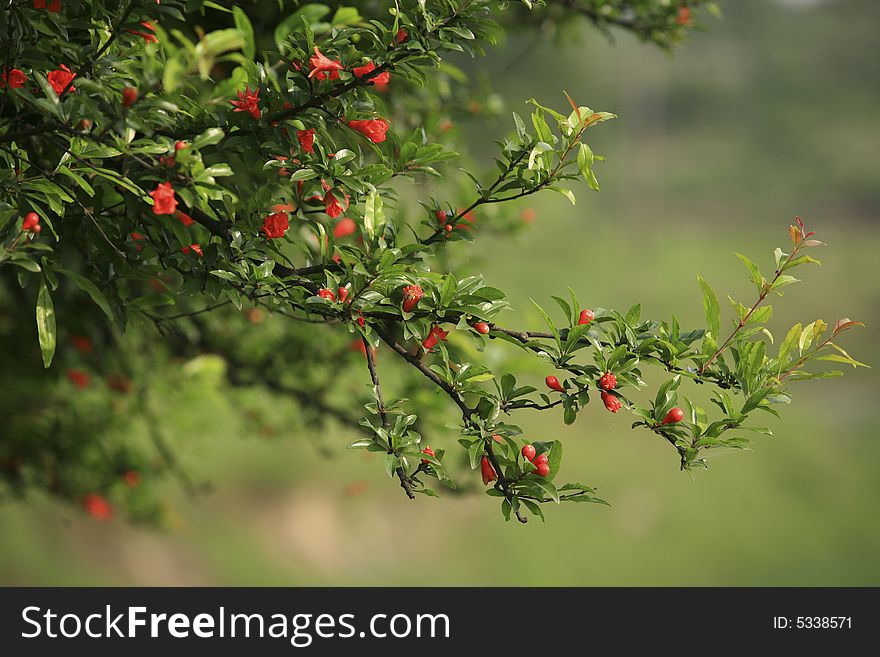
0 0 864 524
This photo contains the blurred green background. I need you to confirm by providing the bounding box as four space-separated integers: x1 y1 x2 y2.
2 0 878 586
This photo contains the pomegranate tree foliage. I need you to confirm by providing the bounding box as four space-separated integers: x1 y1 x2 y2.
0 0 866 524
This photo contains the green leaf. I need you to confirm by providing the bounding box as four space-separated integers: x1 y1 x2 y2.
735 253 763 292
529 476 560 503
56 268 115 323
363 190 384 240
36 278 56 368
697 275 720 339
577 142 594 181
192 128 225 149
232 6 255 59
778 323 802 365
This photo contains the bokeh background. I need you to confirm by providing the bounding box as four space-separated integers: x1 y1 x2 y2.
2 0 878 585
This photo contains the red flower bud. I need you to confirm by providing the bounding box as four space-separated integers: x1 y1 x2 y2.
473 321 490 335
521 444 536 462
334 217 357 238
338 286 349 303
318 288 336 302
534 462 550 477
444 223 453 233
402 284 423 313
122 86 138 107
578 308 594 325
81 493 113 521
533 453 548 466
480 456 497 485
601 391 622 413
66 368 90 389
22 212 40 231
70 334 93 354
123 470 140 488
545 375 564 393
356 313 365 328
420 447 435 464
422 325 448 351
662 407 684 425
598 372 617 391
174 140 188 151
676 6 692 26
436 209 447 224
395 28 409 44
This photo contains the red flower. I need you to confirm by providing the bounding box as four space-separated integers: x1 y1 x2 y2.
47 64 75 95
323 189 349 219
601 391 622 413
395 28 408 44
181 243 203 257
47 0 61 11
352 61 390 91
402 284 423 313
130 231 146 241
333 217 357 238
1 68 26 89
297 128 316 154
70 334 93 354
126 20 158 44
318 288 336 302
480 456 497 485
122 86 138 107
261 211 289 239
230 86 260 120
308 46 344 79
81 493 113 521
123 470 141 488
422 325 448 351
149 182 178 215
347 118 390 143
174 210 193 226
66 369 90 388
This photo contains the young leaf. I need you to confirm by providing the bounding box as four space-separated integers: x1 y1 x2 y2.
36 278 56 368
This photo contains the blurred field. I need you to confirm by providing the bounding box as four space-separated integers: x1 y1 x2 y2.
1 0 878 586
